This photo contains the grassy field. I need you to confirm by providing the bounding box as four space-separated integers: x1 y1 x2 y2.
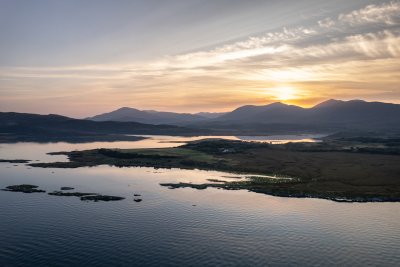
30 139 400 202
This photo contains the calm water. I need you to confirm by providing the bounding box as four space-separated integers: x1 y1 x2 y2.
0 135 399 267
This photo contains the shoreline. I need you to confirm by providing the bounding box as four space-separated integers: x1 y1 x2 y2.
160 182 400 203
27 139 400 202
0 134 148 144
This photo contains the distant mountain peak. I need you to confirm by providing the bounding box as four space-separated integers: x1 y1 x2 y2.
233 102 288 113
266 102 304 110
314 99 375 109
313 99 343 108
117 107 139 111
347 99 366 103
87 106 206 125
196 112 227 119
268 102 285 106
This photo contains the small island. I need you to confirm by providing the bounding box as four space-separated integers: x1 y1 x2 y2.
2 184 46 193
29 137 400 202
2 184 125 202
60 187 74 190
48 191 125 201
0 159 31 163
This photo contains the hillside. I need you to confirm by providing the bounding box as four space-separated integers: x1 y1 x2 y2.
195 100 400 133
87 107 207 125
0 112 208 142
87 100 400 134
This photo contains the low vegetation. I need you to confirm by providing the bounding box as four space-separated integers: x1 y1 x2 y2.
29 138 400 202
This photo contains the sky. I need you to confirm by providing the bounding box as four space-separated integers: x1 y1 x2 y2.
0 0 399 117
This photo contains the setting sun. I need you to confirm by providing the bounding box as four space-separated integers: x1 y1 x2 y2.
274 86 297 101
263 86 299 101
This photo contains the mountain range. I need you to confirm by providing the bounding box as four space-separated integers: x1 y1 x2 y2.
2 99 400 143
215 99 400 124
87 99 400 132
87 107 226 125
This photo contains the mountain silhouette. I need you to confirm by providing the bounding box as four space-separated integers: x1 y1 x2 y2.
87 107 207 125
81 99 400 133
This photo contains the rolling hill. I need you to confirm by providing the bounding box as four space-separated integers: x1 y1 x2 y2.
189 99 400 134
87 107 207 125
212 100 399 124
0 112 208 142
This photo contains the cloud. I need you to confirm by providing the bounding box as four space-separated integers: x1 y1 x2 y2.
1 1 400 115
338 1 400 26
318 18 335 28
347 30 400 57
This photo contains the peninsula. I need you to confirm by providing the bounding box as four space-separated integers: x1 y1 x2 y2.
30 137 400 202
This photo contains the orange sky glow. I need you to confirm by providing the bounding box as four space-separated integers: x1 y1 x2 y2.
0 1 399 117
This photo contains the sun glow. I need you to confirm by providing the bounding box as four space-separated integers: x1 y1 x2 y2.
272 86 297 101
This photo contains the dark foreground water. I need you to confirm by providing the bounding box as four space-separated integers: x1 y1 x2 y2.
0 136 399 267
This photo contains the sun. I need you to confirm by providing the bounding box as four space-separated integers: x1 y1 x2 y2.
273 86 297 101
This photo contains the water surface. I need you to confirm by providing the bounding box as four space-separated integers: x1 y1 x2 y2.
0 135 399 267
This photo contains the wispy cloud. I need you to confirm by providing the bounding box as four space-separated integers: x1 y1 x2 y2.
338 1 400 26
